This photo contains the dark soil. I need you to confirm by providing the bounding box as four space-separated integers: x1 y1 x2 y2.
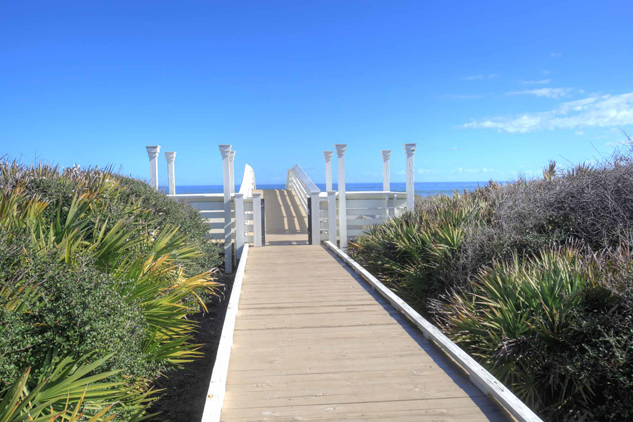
148 272 235 422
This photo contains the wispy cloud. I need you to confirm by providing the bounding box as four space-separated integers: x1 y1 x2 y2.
462 93 633 133
437 94 483 99
507 88 574 99
606 139 632 147
550 53 562 58
520 79 551 85
446 147 462 151
463 74 498 80
452 168 495 174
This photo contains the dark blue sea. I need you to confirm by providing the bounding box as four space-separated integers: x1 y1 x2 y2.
168 182 500 197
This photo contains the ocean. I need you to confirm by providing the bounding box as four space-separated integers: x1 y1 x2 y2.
168 181 497 197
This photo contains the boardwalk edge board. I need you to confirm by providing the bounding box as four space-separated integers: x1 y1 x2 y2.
201 243 250 422
324 241 543 422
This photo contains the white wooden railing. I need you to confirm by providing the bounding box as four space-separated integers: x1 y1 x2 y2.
239 164 256 197
319 191 406 242
286 164 408 247
168 162 262 273
286 164 321 245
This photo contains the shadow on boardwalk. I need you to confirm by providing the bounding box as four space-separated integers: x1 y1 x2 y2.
221 243 513 421
262 189 309 245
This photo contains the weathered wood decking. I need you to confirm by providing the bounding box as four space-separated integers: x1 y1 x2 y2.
219 190 513 421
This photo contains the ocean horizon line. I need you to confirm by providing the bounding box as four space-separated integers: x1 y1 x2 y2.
162 181 506 197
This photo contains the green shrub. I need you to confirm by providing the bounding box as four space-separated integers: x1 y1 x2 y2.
0 354 151 422
0 159 223 420
443 247 633 421
349 190 492 317
115 176 223 275
349 149 633 420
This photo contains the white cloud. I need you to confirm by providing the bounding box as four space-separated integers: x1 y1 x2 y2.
451 168 495 174
418 169 432 174
550 53 562 58
575 131 584 135
462 93 633 133
446 147 461 151
606 140 632 147
520 79 551 85
507 88 574 99
463 74 498 80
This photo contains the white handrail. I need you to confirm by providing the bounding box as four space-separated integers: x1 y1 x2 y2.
238 164 256 197
286 164 320 212
292 164 320 193
286 164 321 245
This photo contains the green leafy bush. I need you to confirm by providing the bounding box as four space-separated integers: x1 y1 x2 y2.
349 149 633 421
0 160 223 420
444 247 633 420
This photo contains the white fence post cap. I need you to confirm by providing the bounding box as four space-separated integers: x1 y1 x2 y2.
381 150 392 159
335 144 347 156
165 151 176 162
146 146 161 156
323 151 333 161
404 143 417 155
219 144 232 157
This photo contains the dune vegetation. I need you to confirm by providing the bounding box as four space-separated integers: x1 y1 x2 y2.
0 160 222 421
349 148 633 421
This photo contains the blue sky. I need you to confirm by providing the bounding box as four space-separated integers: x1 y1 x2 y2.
1 0 632 186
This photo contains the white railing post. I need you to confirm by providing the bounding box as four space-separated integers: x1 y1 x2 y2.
327 191 337 244
253 193 262 247
145 146 160 190
235 193 245 259
404 143 417 211
393 194 398 217
219 145 233 273
324 151 333 192
229 151 236 195
310 191 320 245
165 151 176 195
335 144 348 250
381 150 391 192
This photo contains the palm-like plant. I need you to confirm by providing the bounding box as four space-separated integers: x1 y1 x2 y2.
0 161 221 420
442 247 603 409
0 354 154 422
349 192 491 314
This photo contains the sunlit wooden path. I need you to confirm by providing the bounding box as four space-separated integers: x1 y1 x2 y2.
219 189 512 421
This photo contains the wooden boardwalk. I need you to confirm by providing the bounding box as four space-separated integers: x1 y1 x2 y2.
261 188 309 245
220 190 512 421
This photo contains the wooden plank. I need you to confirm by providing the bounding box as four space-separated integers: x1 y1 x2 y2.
214 244 514 422
220 396 505 421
